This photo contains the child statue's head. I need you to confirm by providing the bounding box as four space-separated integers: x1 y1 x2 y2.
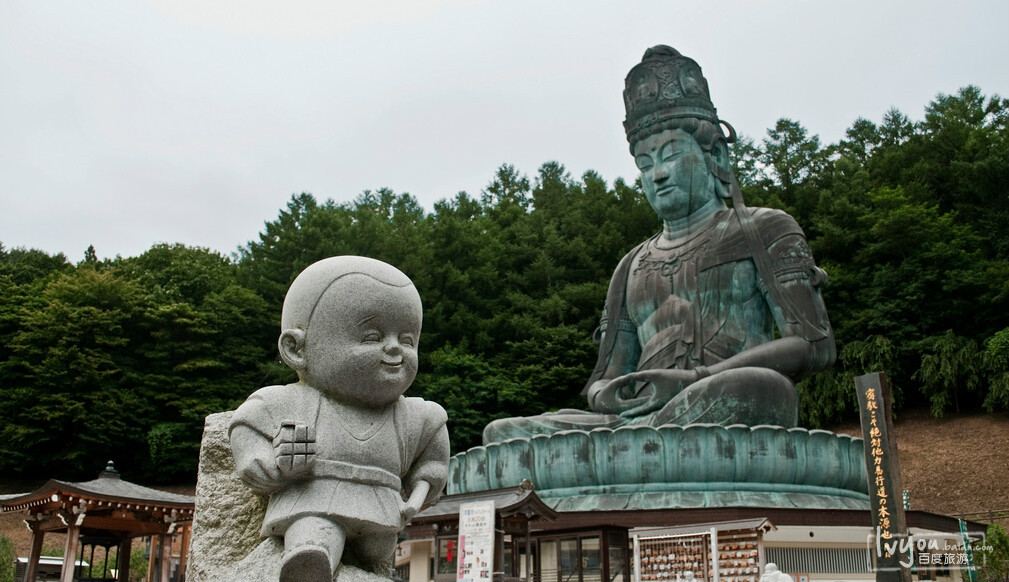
278 256 422 407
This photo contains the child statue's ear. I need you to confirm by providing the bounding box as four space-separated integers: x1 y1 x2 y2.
278 329 307 372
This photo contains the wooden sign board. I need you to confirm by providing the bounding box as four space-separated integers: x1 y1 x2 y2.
855 372 911 582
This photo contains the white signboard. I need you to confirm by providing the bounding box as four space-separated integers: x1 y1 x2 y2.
457 500 495 582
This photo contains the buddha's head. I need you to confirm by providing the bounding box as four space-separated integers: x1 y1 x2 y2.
623 46 736 223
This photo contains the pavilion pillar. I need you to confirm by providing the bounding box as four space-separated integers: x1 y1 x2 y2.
178 525 190 580
61 522 81 582
117 538 132 581
23 524 44 582
158 533 171 582
147 537 157 582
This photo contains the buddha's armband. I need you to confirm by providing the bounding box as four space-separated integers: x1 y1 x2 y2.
766 235 833 344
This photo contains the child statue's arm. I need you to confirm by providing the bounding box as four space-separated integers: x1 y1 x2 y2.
400 479 431 521
230 423 284 494
401 401 450 522
229 389 315 494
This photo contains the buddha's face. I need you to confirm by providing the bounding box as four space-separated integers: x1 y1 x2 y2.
301 275 422 407
633 128 717 223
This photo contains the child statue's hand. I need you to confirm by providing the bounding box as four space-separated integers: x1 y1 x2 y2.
273 420 316 477
400 480 431 525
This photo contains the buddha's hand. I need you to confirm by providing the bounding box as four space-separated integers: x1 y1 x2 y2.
586 378 634 414
594 369 698 418
273 420 316 477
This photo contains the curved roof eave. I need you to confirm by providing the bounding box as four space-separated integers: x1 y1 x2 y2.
1 477 194 513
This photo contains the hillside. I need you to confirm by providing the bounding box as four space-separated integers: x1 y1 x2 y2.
831 409 1009 524
1 410 1006 556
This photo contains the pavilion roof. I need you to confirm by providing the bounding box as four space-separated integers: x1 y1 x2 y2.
413 482 558 523
0 461 194 514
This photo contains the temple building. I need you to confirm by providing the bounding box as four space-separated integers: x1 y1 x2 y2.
0 461 194 582
398 486 986 582
395 425 988 582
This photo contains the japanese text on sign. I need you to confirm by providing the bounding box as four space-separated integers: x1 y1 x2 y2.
457 501 495 582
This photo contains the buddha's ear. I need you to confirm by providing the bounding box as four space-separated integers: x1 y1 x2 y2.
707 137 734 199
710 137 730 175
278 328 307 372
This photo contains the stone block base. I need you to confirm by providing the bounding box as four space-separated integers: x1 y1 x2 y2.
187 411 393 582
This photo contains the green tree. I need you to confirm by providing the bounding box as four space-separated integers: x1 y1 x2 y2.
0 245 70 285
413 345 529 450
976 523 1009 582
879 107 914 147
129 543 149 582
838 117 880 164
0 268 152 477
0 243 273 481
982 328 1009 413
917 87 1009 257
83 244 98 265
729 134 767 188
237 192 336 309
760 120 826 197
0 535 15 582
122 244 273 480
779 88 1008 423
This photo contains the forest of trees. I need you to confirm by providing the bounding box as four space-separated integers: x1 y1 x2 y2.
1 86 1006 483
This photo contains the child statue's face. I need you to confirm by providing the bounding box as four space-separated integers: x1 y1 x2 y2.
302 275 422 406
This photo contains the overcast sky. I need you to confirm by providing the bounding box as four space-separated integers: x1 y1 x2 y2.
2 0 1007 262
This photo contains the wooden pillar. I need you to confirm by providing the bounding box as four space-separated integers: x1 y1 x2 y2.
117 538 132 582
158 533 171 582
23 525 44 582
525 521 532 582
147 537 157 582
61 522 81 582
178 526 191 581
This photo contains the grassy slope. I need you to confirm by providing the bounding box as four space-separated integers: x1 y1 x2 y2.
831 409 1009 524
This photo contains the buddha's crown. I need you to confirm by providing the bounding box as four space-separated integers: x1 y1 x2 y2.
623 45 719 145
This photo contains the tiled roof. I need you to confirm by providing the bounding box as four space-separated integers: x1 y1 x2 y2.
0 461 193 512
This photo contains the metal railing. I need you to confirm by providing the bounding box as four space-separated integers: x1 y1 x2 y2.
765 547 872 574
950 509 1009 527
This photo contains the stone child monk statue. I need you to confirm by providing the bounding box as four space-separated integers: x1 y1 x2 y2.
483 46 835 444
229 256 450 582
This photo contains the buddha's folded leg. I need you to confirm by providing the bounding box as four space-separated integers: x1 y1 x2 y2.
482 409 625 445
643 367 798 428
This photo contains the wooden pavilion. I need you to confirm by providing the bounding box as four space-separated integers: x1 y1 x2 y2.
0 461 194 582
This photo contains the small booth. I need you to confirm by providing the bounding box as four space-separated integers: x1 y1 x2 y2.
404 483 563 582
403 483 638 582
0 461 194 582
631 518 776 582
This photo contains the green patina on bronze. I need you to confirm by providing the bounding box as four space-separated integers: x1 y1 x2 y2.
450 425 868 510
461 45 866 510
483 45 835 444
